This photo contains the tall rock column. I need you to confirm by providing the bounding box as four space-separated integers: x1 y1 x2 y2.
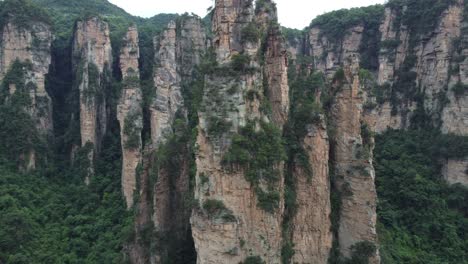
331 62 379 263
150 21 182 146
72 17 113 181
212 0 248 63
290 118 333 264
264 25 290 127
191 1 285 263
0 20 53 170
117 25 143 208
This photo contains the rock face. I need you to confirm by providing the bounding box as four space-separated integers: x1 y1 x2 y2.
150 21 182 146
291 119 333 264
191 1 287 263
305 23 380 262
211 0 248 63
265 25 290 127
72 17 113 181
0 20 53 170
308 25 364 79
331 63 379 262
117 25 143 208
442 158 468 186
126 16 206 263
72 17 112 151
372 0 466 134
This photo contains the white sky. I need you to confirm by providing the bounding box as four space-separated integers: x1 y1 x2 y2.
108 0 386 29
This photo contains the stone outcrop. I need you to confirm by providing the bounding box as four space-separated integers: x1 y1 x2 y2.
442 158 468 186
72 17 112 182
291 119 333 264
117 25 143 208
443 0 468 136
308 25 364 79
72 17 112 151
0 20 53 170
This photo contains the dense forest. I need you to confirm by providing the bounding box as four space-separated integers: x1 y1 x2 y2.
0 0 467 263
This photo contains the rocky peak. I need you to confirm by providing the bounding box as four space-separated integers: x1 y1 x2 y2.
212 0 255 63
120 25 140 78
117 25 143 208
150 20 181 146
73 17 113 73
254 0 278 30
72 16 113 183
72 16 112 150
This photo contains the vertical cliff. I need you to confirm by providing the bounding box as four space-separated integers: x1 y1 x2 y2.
127 16 206 264
330 63 379 263
117 25 143 208
152 16 206 263
191 1 289 263
72 16 113 182
150 21 181 145
0 16 53 170
289 118 333 264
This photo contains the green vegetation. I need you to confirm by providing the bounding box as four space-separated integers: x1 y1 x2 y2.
207 116 232 137
375 129 468 263
452 81 468 97
0 131 132 263
231 54 253 73
255 0 276 15
310 5 384 43
380 0 458 113
0 0 50 31
202 199 236 222
149 115 197 263
243 255 266 264
0 60 48 169
241 22 260 43
386 0 456 37
285 70 325 176
281 27 303 47
346 241 377 264
223 121 286 213
82 63 101 104
123 111 142 149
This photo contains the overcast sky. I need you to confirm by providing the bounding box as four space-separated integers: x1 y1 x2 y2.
108 0 386 29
